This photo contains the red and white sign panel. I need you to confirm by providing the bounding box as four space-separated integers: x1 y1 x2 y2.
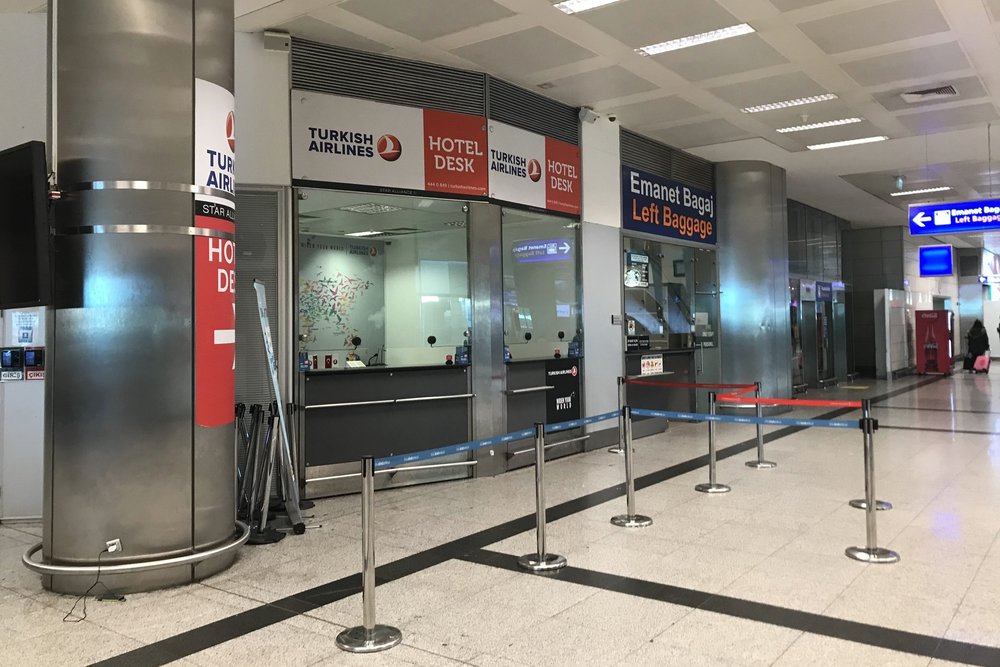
488 121 580 215
194 78 236 428
292 92 489 196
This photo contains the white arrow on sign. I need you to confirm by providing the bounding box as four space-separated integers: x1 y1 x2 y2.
912 211 931 227
559 242 571 254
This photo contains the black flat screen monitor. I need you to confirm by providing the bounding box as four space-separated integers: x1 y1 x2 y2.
0 140 51 308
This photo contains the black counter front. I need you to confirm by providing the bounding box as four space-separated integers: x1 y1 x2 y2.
302 365 471 467
624 348 696 417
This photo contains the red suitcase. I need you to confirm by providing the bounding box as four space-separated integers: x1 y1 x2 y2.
974 353 991 373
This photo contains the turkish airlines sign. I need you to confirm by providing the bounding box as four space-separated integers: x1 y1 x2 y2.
292 92 488 197
291 91 580 215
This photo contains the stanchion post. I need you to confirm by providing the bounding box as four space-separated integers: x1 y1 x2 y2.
696 392 730 494
336 457 403 653
845 400 899 564
519 423 567 572
746 381 776 469
608 376 626 455
612 406 652 528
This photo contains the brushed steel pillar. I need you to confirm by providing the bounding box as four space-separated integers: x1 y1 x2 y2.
43 0 237 593
715 161 792 400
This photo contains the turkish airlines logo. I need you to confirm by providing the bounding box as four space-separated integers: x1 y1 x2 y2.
226 111 235 152
571 365 578 377
527 159 541 182
377 134 402 161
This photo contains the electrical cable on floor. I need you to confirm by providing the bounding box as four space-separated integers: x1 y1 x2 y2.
62 548 125 622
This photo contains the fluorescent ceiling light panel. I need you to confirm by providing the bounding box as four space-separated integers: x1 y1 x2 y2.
339 203 402 215
889 186 953 197
776 117 863 133
806 135 888 151
741 94 838 114
636 23 754 56
344 230 383 237
553 0 622 14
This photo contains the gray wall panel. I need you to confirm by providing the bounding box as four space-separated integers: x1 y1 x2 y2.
581 222 623 432
716 161 791 398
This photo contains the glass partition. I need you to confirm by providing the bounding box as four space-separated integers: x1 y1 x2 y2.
297 189 470 370
623 236 696 350
501 209 582 361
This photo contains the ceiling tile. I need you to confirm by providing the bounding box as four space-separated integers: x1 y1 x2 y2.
279 16 392 53
897 102 1000 133
840 42 970 87
874 76 987 112
340 0 514 41
798 0 950 54
987 0 1000 21
601 96 708 127
453 26 595 77
543 66 658 106
768 0 828 10
653 34 788 82
709 71 825 108
579 0 738 49
649 118 751 149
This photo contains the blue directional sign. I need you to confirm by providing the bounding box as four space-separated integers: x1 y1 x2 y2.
909 199 1000 236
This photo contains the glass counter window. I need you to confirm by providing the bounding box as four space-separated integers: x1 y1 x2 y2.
297 190 471 370
502 209 582 361
623 237 696 350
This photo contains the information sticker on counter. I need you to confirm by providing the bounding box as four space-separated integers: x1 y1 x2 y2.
640 353 663 376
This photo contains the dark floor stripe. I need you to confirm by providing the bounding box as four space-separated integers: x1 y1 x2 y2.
877 405 1000 415
461 549 1000 667
881 424 1000 436
90 376 942 667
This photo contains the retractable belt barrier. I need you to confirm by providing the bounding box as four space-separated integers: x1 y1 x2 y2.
373 410 621 470
630 407 857 430
624 379 756 390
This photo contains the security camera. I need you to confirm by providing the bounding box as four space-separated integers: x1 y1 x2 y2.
578 107 600 124
607 114 618 123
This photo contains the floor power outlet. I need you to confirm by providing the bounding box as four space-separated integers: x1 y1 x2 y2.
106 538 122 553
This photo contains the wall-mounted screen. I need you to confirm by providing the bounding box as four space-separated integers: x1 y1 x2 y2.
0 141 50 308
918 244 953 277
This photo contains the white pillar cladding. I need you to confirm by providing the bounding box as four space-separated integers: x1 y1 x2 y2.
581 118 623 443
0 12 47 521
234 31 291 187
716 161 792 399
42 0 239 593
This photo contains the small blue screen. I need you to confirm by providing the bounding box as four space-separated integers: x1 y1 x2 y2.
919 245 953 277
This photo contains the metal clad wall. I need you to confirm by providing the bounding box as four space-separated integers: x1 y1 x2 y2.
234 190 280 406
716 161 791 399
487 77 578 145
620 128 714 191
291 39 486 116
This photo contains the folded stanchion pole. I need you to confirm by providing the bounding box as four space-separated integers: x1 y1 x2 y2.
611 406 652 528
336 456 403 653
845 400 899 564
745 381 776 469
695 392 730 494
608 376 626 455
519 423 567 572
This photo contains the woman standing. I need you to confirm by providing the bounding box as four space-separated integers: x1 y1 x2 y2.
965 319 990 372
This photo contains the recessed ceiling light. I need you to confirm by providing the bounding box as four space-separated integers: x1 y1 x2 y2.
776 118 863 133
889 186 953 197
339 203 403 215
806 136 888 151
741 94 838 114
553 0 622 14
344 230 383 237
636 23 755 56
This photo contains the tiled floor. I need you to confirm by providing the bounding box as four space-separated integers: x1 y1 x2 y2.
4 375 1000 665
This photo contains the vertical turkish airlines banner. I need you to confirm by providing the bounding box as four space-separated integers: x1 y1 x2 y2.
194 79 236 428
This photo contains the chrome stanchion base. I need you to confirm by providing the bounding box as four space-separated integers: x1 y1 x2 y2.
694 483 731 494
844 546 900 564
336 625 403 653
517 553 567 572
611 514 653 528
849 499 892 511
745 460 777 469
607 445 625 455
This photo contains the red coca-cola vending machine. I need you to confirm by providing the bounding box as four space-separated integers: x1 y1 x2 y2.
915 310 954 375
